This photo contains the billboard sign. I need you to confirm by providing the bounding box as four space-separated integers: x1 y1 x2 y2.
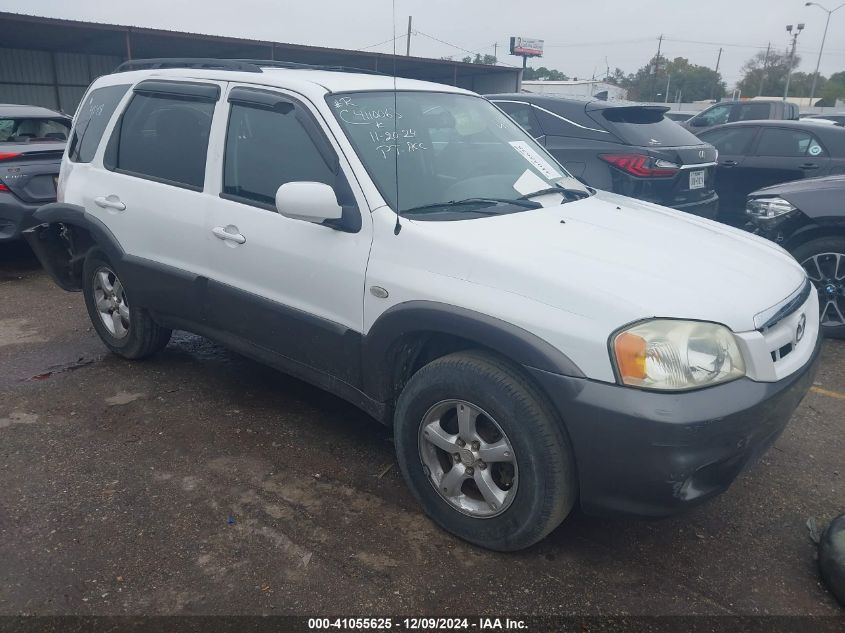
510 37 544 57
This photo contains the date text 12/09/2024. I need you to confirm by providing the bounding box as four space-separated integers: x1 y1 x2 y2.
307 618 528 630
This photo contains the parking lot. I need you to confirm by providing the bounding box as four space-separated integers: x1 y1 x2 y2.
0 241 842 617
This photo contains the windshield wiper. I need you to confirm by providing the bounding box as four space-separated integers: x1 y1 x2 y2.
403 197 542 215
518 186 590 201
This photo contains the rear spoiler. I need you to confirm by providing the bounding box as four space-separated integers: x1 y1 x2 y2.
584 103 670 114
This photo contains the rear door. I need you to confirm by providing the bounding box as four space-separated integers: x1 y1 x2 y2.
698 125 760 221
75 78 226 324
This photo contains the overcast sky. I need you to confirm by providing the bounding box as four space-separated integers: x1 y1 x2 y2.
2 0 844 89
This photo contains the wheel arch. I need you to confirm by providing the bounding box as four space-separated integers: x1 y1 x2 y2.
22 203 125 291
362 301 585 409
785 220 845 252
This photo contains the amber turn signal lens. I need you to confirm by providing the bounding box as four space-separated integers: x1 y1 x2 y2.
614 331 647 381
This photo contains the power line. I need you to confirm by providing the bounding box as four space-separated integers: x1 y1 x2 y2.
356 33 406 51
413 29 520 66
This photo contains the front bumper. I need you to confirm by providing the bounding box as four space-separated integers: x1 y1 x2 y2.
527 333 822 517
0 191 40 242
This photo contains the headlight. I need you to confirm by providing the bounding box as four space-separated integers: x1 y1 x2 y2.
611 320 745 391
746 197 797 221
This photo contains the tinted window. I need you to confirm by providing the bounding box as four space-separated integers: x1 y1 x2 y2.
599 107 702 146
735 103 770 122
0 118 70 142
699 127 757 155
109 93 213 188
494 102 542 137
68 84 130 163
756 128 825 157
694 104 732 127
223 103 334 206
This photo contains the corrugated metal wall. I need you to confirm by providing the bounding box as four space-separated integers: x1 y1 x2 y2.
0 47 122 114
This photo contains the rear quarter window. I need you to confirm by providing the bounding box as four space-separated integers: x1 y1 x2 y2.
68 84 131 163
597 107 703 147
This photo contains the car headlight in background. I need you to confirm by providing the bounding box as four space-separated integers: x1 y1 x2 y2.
746 197 797 221
612 320 746 391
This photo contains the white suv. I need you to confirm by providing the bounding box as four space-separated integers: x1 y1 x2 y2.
25 59 821 551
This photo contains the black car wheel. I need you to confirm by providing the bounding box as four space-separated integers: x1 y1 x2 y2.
792 237 845 339
393 350 577 551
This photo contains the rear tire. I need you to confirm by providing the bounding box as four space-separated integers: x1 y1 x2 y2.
394 350 577 551
82 253 172 358
792 237 845 339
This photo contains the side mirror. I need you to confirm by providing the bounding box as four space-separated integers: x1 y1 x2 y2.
690 117 708 128
275 182 343 225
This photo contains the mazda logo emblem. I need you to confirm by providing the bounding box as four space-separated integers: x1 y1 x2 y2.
795 314 806 344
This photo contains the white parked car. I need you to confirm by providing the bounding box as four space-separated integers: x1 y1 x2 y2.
25 59 821 551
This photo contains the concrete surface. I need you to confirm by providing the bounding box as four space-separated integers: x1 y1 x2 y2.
1 242 843 616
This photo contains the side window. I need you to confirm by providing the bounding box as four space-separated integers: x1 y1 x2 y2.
223 102 335 207
494 102 542 138
107 93 214 189
68 84 131 163
735 103 770 122
697 104 732 126
756 128 825 157
700 127 757 155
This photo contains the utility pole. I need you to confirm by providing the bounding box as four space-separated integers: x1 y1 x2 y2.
783 23 805 100
406 16 412 56
650 34 663 102
758 42 771 96
664 74 671 103
710 47 722 100
493 42 498 63
806 2 845 104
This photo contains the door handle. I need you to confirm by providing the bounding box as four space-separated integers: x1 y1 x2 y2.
720 160 738 167
94 195 126 211
800 163 819 170
212 226 246 244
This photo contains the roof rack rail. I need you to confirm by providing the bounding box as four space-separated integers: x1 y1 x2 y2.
114 58 264 73
113 58 386 76
232 59 387 76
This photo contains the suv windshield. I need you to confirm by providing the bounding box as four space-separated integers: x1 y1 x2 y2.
0 118 70 143
327 91 585 215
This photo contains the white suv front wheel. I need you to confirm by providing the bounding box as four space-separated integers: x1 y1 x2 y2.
394 350 577 551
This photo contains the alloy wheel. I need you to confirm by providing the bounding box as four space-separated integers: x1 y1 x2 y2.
418 399 518 518
92 266 130 339
802 252 845 327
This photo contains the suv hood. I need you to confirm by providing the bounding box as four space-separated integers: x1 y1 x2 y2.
752 174 845 197
407 191 806 333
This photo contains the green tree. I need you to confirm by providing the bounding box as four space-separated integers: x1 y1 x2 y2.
461 54 498 65
736 49 801 97
523 66 569 81
819 70 845 106
621 55 724 102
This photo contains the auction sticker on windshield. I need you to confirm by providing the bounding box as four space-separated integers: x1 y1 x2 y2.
508 141 562 180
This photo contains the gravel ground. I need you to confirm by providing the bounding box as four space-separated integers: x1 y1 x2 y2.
1 242 843 617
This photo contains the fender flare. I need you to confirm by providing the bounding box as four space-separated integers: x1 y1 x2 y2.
23 203 126 290
362 300 585 401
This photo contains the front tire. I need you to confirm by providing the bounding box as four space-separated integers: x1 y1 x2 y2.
83 253 172 358
792 237 845 339
394 350 577 551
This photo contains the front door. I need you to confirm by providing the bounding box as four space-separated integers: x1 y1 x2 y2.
201 85 372 386
739 126 832 195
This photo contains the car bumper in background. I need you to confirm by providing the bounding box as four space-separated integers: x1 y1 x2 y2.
0 192 40 242
527 333 822 517
672 192 719 220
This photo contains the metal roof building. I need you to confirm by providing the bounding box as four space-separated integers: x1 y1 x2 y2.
0 11 521 114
